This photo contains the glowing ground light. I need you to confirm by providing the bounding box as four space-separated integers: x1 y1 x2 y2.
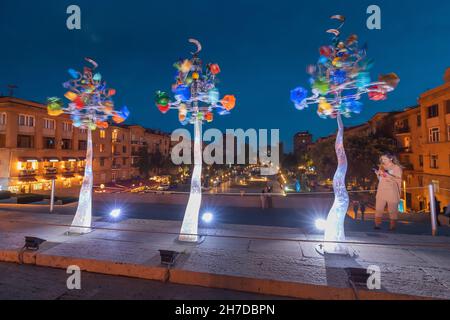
315 219 327 231
109 209 121 218
202 212 214 224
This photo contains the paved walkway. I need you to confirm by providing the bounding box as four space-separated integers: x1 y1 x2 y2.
0 262 287 300
0 211 449 300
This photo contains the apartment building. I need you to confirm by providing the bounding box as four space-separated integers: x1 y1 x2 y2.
0 97 171 193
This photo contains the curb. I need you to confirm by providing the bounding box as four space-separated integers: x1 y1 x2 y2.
0 249 430 300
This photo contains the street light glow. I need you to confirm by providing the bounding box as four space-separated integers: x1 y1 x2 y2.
110 208 121 218
202 212 214 224
315 219 327 231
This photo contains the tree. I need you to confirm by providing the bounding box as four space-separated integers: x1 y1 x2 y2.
309 134 400 189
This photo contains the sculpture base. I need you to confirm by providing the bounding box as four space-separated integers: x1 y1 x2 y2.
176 235 205 245
315 243 357 257
65 228 93 236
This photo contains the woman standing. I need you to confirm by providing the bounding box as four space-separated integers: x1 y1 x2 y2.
374 153 403 231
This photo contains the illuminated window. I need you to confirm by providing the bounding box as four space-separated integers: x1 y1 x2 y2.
432 180 440 193
99 144 105 152
100 130 106 139
112 129 119 142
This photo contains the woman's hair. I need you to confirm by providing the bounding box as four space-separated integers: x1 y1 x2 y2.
379 152 402 167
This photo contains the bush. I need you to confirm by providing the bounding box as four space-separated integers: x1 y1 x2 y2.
55 196 78 205
17 194 45 204
0 191 12 200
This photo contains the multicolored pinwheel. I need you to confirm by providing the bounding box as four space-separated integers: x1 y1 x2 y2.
291 15 399 254
47 58 130 234
156 39 236 242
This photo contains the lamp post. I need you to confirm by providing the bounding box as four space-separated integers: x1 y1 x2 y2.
47 58 130 234
291 15 399 254
156 39 236 243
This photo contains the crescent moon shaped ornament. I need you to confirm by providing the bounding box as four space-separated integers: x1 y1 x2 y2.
85 57 98 69
330 15 346 30
327 29 340 37
188 38 202 55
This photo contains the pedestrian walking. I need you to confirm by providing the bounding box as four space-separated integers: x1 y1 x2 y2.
266 185 273 209
260 188 266 210
428 196 441 227
352 200 360 220
360 201 366 221
374 153 403 231
444 205 450 225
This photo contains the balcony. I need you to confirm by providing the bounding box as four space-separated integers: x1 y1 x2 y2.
19 169 36 177
19 169 37 182
62 168 76 178
399 147 412 153
403 163 414 171
395 126 410 134
43 167 58 180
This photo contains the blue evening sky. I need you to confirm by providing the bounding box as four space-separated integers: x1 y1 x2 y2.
1 0 449 151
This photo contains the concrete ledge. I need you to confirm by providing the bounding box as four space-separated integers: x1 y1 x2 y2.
35 254 169 282
0 249 20 263
0 246 430 300
168 269 429 300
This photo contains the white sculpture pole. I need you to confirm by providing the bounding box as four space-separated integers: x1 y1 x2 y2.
179 117 203 242
323 113 349 253
69 128 93 234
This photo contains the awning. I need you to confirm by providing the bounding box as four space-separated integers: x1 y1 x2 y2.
41 175 57 181
62 157 78 162
19 177 38 182
18 157 41 162
62 173 75 178
43 157 60 162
